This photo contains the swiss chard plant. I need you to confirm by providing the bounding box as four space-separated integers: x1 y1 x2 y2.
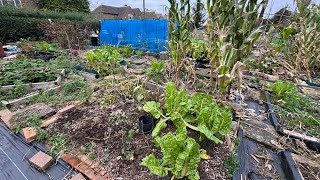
143 82 232 144
141 126 201 180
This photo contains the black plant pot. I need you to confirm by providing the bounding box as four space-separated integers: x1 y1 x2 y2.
139 115 154 134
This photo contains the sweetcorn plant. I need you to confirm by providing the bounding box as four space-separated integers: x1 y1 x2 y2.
85 46 122 76
206 0 263 91
168 0 192 84
141 126 201 180
143 82 232 144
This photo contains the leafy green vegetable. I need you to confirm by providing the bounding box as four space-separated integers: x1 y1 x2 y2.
143 82 232 143
141 127 201 180
85 45 122 76
143 101 162 119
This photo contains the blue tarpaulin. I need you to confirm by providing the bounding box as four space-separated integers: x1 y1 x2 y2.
100 20 168 53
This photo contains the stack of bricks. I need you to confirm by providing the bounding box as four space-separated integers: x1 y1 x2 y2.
63 151 111 180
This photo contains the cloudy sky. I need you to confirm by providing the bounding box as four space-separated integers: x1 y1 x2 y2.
89 0 320 15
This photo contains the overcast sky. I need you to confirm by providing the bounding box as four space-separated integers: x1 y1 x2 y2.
89 0 320 15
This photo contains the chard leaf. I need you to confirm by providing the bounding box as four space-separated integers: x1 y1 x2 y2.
198 123 223 144
191 93 213 113
143 101 162 119
152 118 168 137
174 138 200 179
150 130 200 180
217 106 233 135
140 154 167 177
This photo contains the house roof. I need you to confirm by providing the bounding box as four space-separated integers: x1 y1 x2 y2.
92 5 142 17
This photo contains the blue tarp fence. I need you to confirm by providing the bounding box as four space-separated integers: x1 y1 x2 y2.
100 19 169 53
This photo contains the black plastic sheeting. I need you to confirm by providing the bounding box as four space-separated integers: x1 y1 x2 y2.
0 123 75 180
232 129 287 180
232 99 304 180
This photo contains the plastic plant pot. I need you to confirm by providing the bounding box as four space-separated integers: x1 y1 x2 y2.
139 115 154 134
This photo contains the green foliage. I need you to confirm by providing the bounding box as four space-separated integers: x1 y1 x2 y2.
224 152 239 177
134 50 144 56
49 133 68 156
190 40 207 61
35 41 57 52
145 60 165 83
38 0 90 13
0 6 100 42
270 81 320 137
14 114 42 133
0 81 27 109
29 75 93 106
272 26 295 52
143 82 232 143
119 45 134 57
141 127 201 180
0 57 76 86
121 128 139 160
88 152 97 160
206 0 263 91
85 46 122 76
168 0 192 84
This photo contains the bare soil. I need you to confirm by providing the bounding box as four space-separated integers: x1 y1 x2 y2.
47 100 230 180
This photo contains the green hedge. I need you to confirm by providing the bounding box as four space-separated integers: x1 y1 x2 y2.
0 17 44 42
0 6 100 43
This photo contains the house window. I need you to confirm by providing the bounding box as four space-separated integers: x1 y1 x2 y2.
0 0 22 7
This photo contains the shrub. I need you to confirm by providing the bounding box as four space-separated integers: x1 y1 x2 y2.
0 6 100 43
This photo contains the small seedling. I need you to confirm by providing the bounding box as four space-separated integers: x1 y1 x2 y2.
88 152 97 160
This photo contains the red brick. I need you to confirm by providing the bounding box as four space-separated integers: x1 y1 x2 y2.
40 115 59 128
94 175 107 180
91 161 101 171
79 154 88 162
70 173 86 180
64 154 107 180
0 109 13 128
84 158 94 166
100 170 107 176
63 154 81 168
22 127 37 143
29 151 53 171
58 104 76 115
83 167 96 179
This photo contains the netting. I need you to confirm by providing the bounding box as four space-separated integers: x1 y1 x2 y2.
100 19 168 53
